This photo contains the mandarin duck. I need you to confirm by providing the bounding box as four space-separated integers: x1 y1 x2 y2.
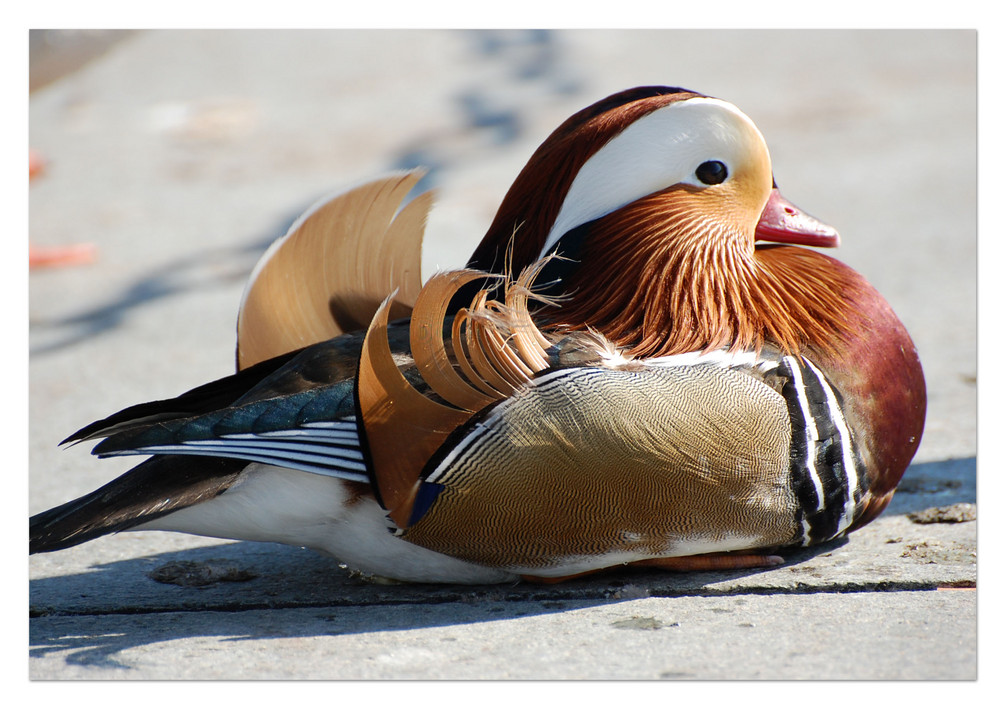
30 86 926 584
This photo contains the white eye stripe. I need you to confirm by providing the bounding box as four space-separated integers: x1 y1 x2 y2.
542 97 769 256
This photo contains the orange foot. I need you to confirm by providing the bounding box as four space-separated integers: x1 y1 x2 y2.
631 553 784 571
521 552 784 584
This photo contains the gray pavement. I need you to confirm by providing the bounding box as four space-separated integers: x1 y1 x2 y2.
29 30 977 680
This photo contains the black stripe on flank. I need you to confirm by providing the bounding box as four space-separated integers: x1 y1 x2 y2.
777 356 855 545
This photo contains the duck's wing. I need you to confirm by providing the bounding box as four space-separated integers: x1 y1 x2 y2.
75 265 559 506
64 324 411 483
60 348 304 446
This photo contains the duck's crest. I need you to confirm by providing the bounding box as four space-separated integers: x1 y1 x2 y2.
467 87 701 277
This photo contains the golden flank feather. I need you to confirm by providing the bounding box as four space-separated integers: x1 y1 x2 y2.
236 171 431 370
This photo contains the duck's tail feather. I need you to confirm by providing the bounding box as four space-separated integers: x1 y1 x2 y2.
29 455 246 553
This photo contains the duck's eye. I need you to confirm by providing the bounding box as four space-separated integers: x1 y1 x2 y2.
695 160 728 185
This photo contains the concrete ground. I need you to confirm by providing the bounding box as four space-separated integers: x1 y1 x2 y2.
28 30 977 680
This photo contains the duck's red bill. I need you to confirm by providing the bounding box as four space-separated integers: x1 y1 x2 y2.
755 189 840 248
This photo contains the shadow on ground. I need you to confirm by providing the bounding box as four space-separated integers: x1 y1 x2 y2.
29 540 838 671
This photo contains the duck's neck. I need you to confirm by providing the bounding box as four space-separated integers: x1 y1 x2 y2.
538 200 869 359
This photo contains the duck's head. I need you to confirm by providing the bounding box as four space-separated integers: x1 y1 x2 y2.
470 86 838 273
468 86 848 357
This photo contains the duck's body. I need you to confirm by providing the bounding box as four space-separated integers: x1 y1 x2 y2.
30 87 925 584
